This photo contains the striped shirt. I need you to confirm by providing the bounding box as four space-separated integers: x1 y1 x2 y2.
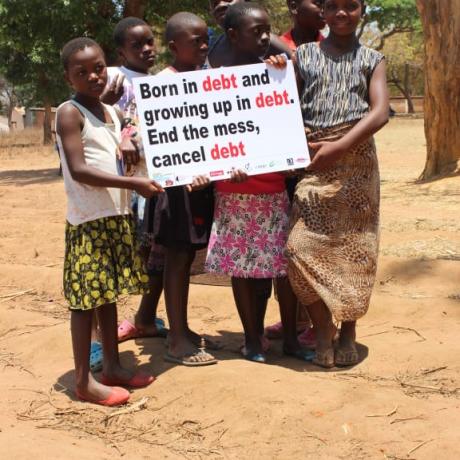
296 43 384 130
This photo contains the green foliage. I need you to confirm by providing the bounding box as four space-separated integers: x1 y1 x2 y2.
361 0 420 50
0 0 422 109
365 0 420 34
0 0 123 107
145 1 211 25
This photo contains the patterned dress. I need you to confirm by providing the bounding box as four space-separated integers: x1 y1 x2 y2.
287 43 384 321
205 191 290 278
64 215 149 310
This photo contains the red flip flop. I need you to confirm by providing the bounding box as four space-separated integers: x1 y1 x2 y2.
76 386 130 407
101 372 155 388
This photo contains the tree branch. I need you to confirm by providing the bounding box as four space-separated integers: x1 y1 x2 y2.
357 15 371 39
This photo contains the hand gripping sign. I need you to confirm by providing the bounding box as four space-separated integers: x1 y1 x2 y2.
133 61 309 187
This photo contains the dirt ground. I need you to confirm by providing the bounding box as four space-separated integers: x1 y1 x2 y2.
0 119 459 460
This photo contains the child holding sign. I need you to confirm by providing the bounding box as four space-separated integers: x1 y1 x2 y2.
205 2 313 364
157 12 217 367
57 38 162 405
287 0 389 367
265 0 327 346
101 17 168 344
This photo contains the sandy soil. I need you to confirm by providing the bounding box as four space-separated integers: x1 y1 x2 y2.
0 119 459 460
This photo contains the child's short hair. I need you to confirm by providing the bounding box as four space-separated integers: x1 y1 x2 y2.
113 17 149 47
165 12 206 42
223 2 267 31
286 0 324 5
61 37 102 70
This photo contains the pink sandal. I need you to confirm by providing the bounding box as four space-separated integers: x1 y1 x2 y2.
265 321 309 340
117 319 167 343
264 321 284 340
101 372 155 388
298 327 317 349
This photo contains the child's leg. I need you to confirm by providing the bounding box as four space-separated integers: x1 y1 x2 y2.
275 276 300 351
163 248 219 349
231 277 264 355
164 246 214 362
96 302 155 387
135 271 164 331
296 304 311 330
71 309 113 400
91 311 99 342
255 279 272 337
164 247 194 349
336 320 359 366
305 299 336 367
96 303 133 380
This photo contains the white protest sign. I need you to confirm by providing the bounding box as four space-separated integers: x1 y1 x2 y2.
133 61 309 187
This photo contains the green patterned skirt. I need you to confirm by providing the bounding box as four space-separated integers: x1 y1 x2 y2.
63 215 149 311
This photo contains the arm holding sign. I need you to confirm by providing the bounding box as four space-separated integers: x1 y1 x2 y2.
264 54 288 69
113 107 141 175
185 174 211 193
57 103 163 198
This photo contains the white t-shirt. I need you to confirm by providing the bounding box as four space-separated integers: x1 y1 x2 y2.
107 66 148 176
107 66 146 120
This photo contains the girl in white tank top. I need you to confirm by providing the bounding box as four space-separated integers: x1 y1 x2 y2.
57 38 162 406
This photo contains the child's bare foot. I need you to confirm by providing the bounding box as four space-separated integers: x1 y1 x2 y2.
135 315 167 337
335 321 359 367
117 317 168 342
101 362 154 388
312 322 336 368
241 337 266 363
76 373 120 403
165 336 217 366
102 362 135 381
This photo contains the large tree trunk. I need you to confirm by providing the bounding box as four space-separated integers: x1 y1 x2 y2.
124 0 147 18
417 0 460 180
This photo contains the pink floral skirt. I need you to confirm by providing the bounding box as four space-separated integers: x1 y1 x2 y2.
205 192 289 278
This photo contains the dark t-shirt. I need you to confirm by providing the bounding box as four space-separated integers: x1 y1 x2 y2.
207 33 291 68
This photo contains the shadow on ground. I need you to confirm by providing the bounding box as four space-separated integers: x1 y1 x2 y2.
0 168 61 186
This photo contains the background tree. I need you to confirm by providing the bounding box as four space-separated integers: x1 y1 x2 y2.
416 0 460 179
359 0 420 50
383 31 424 113
0 76 17 126
0 0 123 144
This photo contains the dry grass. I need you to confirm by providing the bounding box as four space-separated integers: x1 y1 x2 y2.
16 389 228 458
0 128 53 159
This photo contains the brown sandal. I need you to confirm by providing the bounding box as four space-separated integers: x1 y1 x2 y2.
335 348 359 367
312 348 335 368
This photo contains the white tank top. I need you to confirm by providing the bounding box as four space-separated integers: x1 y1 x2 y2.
56 100 131 226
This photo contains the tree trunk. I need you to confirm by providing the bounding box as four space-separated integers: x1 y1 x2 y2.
124 0 147 18
417 0 460 179
403 63 415 114
7 99 14 128
43 99 52 145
